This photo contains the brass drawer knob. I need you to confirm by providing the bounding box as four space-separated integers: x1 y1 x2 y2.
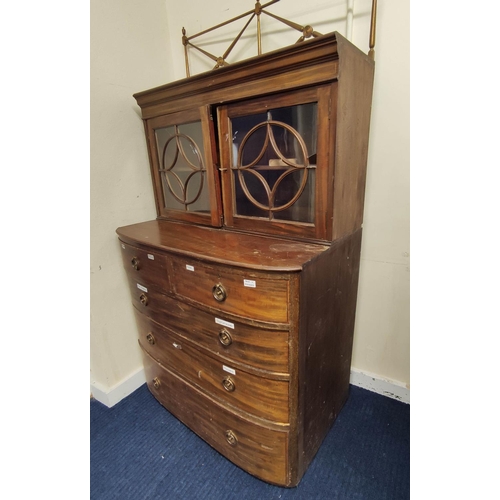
222 376 235 392
225 429 238 446
152 377 161 389
218 328 232 347
131 256 140 270
139 293 148 306
146 332 155 345
212 283 227 302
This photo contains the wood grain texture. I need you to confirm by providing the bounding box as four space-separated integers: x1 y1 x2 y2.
139 328 289 422
141 346 290 486
331 34 375 240
119 241 171 294
145 106 222 226
170 255 289 323
297 229 363 477
217 86 332 241
133 33 340 118
117 219 329 271
133 297 289 375
118 30 374 488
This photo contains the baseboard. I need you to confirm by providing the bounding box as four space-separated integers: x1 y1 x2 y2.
90 366 146 408
350 368 410 404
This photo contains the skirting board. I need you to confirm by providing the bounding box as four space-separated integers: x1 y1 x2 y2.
350 367 410 404
91 366 409 408
91 366 146 408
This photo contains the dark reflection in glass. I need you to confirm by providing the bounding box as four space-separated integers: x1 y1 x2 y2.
231 103 317 223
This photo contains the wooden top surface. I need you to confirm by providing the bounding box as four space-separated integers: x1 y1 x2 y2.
116 220 329 271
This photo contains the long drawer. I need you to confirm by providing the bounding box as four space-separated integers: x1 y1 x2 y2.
170 255 289 323
133 295 289 374
141 346 289 486
138 327 289 422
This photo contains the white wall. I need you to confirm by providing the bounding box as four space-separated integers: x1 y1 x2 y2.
90 0 171 405
351 0 410 393
90 0 410 404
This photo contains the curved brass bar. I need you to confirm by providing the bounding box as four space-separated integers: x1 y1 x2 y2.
233 117 313 215
269 166 309 213
237 123 270 169
267 120 309 169
163 169 188 205
161 135 180 171
175 133 205 171
183 169 205 206
237 167 272 212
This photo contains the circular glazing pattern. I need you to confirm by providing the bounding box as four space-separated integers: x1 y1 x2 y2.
235 120 310 214
160 125 205 208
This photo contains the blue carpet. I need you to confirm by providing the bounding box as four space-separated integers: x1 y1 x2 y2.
91 384 409 499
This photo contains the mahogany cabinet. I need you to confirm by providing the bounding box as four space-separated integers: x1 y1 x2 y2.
116 32 374 487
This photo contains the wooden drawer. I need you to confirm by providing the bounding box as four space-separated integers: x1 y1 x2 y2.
138 329 289 423
119 240 171 292
141 347 289 486
170 255 289 323
133 295 289 374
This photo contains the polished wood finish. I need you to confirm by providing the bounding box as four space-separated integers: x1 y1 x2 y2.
170 255 289 323
217 85 332 240
117 219 329 271
141 347 289 486
117 31 374 487
133 299 289 374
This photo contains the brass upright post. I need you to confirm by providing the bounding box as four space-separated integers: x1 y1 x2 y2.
368 0 377 60
182 27 190 77
256 1 262 55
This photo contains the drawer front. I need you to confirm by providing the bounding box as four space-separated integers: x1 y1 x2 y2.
119 241 171 292
142 347 289 486
138 331 289 423
134 295 289 374
171 256 289 323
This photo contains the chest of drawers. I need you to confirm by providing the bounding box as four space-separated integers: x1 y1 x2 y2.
117 32 373 486
117 219 362 486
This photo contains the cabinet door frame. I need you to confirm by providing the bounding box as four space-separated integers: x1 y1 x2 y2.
217 85 334 241
145 105 222 227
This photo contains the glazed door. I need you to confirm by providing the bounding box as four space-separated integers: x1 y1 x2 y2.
146 106 222 227
217 86 334 240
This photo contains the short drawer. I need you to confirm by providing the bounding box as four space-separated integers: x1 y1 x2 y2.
170 256 289 323
133 296 289 374
142 347 289 486
119 241 171 292
138 329 289 423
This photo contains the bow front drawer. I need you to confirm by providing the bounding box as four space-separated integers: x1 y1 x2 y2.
133 299 289 374
170 256 290 323
141 347 289 486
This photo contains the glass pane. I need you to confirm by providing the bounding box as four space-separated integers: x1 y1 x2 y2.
155 121 210 213
231 103 317 223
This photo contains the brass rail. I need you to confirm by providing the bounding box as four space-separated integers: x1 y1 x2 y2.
182 0 377 77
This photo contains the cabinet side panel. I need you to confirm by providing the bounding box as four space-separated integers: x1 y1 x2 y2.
332 37 375 240
299 229 362 473
143 119 161 217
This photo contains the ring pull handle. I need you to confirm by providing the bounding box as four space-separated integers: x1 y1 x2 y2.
139 293 148 306
212 283 227 302
225 430 238 446
152 377 161 389
222 377 235 392
146 332 155 345
218 328 232 347
131 256 140 270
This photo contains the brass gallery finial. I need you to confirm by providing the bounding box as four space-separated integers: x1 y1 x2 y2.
181 0 377 77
